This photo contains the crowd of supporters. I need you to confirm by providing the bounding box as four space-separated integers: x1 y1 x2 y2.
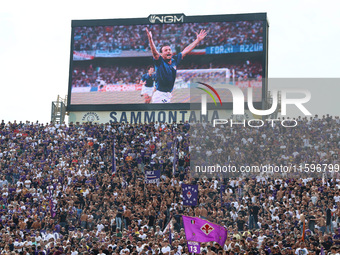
71 61 262 88
73 21 263 52
0 115 339 255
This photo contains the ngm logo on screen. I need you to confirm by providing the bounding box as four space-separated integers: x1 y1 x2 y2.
148 14 185 24
197 82 312 128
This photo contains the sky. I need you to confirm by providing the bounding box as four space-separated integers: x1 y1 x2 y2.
0 0 339 123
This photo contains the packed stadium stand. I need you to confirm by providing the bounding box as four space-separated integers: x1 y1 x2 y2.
0 116 339 254
73 21 263 52
71 62 263 88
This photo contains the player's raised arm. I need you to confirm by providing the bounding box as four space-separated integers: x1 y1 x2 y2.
145 27 160 60
181 29 207 58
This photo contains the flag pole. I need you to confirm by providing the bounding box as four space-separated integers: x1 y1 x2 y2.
112 137 116 176
301 221 305 242
220 184 224 209
169 225 172 249
172 139 177 176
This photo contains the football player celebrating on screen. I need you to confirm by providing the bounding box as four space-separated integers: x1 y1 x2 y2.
145 27 207 103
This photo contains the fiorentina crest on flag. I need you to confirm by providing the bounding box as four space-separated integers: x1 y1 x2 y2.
182 215 228 247
201 223 214 235
182 184 198 206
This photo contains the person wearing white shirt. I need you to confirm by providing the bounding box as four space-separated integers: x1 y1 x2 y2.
271 212 280 222
161 240 171 255
295 243 309 255
14 238 25 252
120 244 130 255
97 222 105 233
98 248 106 255
16 180 24 187
2 189 8 198
257 231 267 246
334 194 340 203
174 246 181 255
136 241 145 253
35 231 43 244
139 230 147 240
71 246 79 255
155 226 163 237
44 230 55 242
230 210 238 221
24 239 33 248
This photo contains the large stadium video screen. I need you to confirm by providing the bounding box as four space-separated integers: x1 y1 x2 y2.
67 13 268 111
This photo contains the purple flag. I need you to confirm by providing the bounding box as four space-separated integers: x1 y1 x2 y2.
163 217 173 234
48 186 56 218
112 139 116 175
320 247 325 255
145 170 161 184
172 139 177 175
182 216 228 247
182 184 198 206
49 198 56 218
169 225 172 247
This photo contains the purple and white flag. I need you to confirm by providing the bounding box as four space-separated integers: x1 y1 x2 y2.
145 170 161 184
182 184 198 206
48 186 56 218
163 218 174 234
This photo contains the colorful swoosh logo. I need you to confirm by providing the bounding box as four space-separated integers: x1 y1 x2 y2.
196 82 223 106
